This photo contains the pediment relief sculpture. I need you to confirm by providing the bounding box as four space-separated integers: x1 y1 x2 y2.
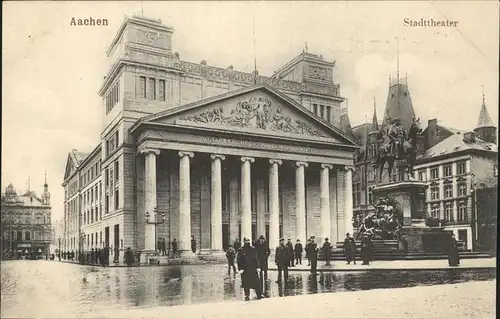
180 96 326 137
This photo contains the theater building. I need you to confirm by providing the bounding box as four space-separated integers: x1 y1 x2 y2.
63 15 358 261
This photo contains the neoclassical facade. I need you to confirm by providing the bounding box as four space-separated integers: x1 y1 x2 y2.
62 15 357 260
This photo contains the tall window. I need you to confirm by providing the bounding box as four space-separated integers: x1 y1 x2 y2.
114 189 119 210
148 78 156 99
431 205 440 219
444 203 453 221
431 187 440 200
91 208 94 223
443 165 452 177
430 168 439 180
458 183 467 197
114 161 119 181
105 195 109 214
458 202 467 221
105 168 109 187
418 170 426 182
320 105 325 119
25 231 31 241
457 162 466 175
17 231 22 241
159 79 165 101
326 106 331 123
139 76 146 98
444 185 453 198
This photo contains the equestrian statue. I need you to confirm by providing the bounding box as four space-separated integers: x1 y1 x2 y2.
375 117 422 182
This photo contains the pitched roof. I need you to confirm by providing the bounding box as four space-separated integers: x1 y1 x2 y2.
382 83 416 131
72 150 89 165
352 123 370 144
417 131 497 162
476 101 495 129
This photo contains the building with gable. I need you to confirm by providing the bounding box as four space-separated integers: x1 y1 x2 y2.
1 179 52 260
62 15 358 262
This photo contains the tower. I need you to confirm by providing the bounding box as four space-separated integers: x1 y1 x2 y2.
473 91 497 144
41 171 51 206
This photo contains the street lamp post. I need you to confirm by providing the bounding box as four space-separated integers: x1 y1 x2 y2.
145 207 166 254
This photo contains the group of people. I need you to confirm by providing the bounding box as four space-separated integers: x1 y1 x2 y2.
153 236 197 257
57 248 111 266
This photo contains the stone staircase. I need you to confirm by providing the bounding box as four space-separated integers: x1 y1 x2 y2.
312 240 493 261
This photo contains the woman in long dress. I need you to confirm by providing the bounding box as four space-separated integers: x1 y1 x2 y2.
448 234 460 266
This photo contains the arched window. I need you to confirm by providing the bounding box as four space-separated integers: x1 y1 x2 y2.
25 231 31 241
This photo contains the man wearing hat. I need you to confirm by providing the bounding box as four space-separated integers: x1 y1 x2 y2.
322 238 332 266
294 239 303 265
237 237 262 301
286 239 295 267
307 236 318 274
388 117 407 159
275 238 290 283
343 233 357 265
254 235 270 282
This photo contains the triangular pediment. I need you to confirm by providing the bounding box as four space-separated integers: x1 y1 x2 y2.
139 85 358 146
63 153 77 181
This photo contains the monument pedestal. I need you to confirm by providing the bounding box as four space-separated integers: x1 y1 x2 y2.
372 181 451 253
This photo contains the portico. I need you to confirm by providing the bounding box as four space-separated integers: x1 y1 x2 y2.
130 85 357 257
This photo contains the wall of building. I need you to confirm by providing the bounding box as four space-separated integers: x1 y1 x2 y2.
470 155 497 188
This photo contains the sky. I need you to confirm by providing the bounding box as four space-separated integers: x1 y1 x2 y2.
2 1 499 222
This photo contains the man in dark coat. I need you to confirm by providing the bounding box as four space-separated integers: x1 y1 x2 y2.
91 248 95 264
102 246 110 266
237 238 262 301
254 235 270 282
124 247 134 267
360 235 373 265
294 239 303 265
286 239 295 267
343 233 357 265
322 238 332 266
225 245 237 274
448 234 460 266
308 237 318 274
191 236 197 254
275 238 290 283
161 238 167 256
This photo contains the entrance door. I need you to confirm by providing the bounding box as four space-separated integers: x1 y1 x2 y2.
458 230 467 250
265 225 270 242
251 224 257 243
114 224 120 262
222 224 229 251
104 227 110 247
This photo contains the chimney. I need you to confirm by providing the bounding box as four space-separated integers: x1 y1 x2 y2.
427 119 438 149
463 131 476 143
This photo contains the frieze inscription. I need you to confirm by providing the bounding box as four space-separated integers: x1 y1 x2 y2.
180 96 327 137
201 136 315 153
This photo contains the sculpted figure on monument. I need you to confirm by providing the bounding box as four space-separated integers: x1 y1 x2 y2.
356 197 402 240
375 117 422 182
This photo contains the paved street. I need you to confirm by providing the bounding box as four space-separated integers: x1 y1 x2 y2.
1 260 495 318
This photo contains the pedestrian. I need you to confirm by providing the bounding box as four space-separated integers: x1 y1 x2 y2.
172 238 178 257
360 234 373 265
103 246 110 266
254 235 270 282
237 238 262 301
225 245 237 274
57 252 61 261
124 247 134 267
343 233 357 265
322 238 332 266
161 238 167 256
191 236 197 254
275 238 290 283
308 236 318 274
286 239 295 267
294 239 303 265
96 248 101 265
91 248 95 264
305 238 311 266
448 234 460 266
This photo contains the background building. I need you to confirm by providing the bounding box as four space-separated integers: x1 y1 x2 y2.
1 179 52 259
63 15 356 262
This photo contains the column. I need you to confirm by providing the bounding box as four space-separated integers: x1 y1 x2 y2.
143 149 160 252
179 151 194 253
295 161 308 242
210 154 225 251
241 157 255 243
344 166 354 236
320 164 333 241
269 159 282 249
